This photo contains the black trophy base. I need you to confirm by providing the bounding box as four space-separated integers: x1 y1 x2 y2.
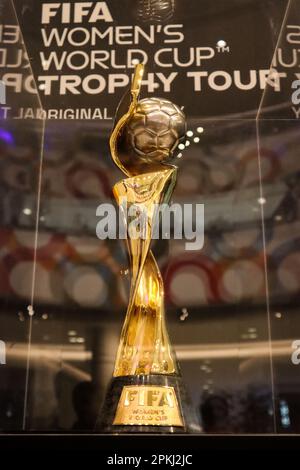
97 374 199 434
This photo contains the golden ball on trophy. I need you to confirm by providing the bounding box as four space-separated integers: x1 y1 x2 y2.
124 97 186 165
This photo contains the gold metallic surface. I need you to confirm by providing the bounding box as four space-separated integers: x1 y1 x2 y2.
113 385 183 427
109 64 185 378
113 169 177 376
109 63 144 177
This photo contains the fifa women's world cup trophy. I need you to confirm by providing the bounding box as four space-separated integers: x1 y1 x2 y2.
98 64 198 433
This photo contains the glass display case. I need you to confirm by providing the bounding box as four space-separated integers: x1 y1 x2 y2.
0 0 300 437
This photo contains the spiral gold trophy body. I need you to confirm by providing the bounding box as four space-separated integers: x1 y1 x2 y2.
99 65 196 433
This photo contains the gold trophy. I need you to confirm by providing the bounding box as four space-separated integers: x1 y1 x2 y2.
99 64 196 433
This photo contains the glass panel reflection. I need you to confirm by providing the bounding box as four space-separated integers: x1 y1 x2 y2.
0 0 44 431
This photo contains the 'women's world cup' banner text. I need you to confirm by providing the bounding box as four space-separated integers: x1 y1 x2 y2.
3 0 300 118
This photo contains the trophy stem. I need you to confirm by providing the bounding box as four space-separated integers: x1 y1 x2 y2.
112 169 177 377
113 250 177 377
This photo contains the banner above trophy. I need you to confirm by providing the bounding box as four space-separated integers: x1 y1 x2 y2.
5 0 299 119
